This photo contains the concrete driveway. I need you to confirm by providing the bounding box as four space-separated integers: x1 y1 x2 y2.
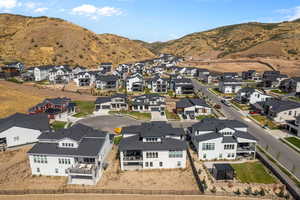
151 111 167 121
77 115 142 133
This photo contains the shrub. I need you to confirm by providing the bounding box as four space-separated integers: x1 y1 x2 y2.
210 186 216 193
234 188 241 195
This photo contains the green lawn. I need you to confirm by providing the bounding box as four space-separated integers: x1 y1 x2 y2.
230 100 250 111
109 111 151 120
165 110 180 120
270 89 288 95
251 115 279 129
51 121 67 131
114 135 123 145
73 101 95 118
289 96 300 102
209 88 235 97
231 161 277 184
285 137 300 149
196 114 215 120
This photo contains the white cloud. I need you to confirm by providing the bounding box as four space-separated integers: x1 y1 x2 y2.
24 1 36 9
0 0 18 10
277 6 300 21
71 4 122 19
34 7 48 13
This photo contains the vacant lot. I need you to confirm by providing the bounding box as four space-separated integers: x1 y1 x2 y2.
231 161 277 184
0 146 197 192
0 80 97 118
67 147 198 191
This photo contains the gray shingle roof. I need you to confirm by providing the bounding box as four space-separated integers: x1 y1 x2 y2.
192 118 247 132
119 135 187 151
0 113 50 133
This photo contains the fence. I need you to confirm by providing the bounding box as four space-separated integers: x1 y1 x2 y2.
186 147 205 193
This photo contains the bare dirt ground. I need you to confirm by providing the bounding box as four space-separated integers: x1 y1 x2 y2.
67 146 198 191
0 80 96 118
0 146 197 191
0 194 274 200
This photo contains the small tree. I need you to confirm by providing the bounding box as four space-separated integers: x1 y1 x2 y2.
244 187 252 195
234 188 241 195
210 186 216 193
259 188 265 196
202 178 208 191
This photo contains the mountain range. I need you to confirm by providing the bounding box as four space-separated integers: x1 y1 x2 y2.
0 14 299 74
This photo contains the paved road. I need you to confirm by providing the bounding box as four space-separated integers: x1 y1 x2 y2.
192 80 300 180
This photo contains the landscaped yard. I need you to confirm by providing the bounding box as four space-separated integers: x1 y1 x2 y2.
230 100 250 111
51 121 67 131
196 114 215 120
165 110 180 120
250 115 279 129
73 100 95 118
208 88 235 97
289 96 300 102
109 111 151 120
231 161 277 184
285 137 300 149
270 89 288 95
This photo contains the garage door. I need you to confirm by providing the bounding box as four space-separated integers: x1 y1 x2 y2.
102 105 111 109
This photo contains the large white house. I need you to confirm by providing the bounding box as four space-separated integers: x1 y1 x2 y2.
235 87 272 105
126 73 144 92
34 66 54 81
219 79 242 94
190 118 257 160
0 113 50 149
27 124 112 185
119 122 187 170
131 94 166 113
176 98 212 119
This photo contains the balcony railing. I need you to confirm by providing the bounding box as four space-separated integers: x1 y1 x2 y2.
237 146 256 152
68 164 97 176
123 156 143 161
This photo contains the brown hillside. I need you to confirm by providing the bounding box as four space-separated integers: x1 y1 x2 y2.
0 14 155 68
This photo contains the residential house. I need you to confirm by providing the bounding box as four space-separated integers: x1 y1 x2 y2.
253 99 300 123
29 97 76 121
95 75 119 90
34 66 54 81
149 76 169 93
131 94 166 112
286 115 300 137
176 98 212 119
173 78 194 95
74 71 99 87
72 66 87 75
279 77 300 95
1 62 24 77
0 113 50 149
262 71 288 88
95 93 128 111
242 70 261 81
99 62 112 73
235 87 272 104
219 79 242 94
220 72 240 80
119 122 187 170
190 118 257 160
48 66 73 84
27 124 112 185
183 67 199 77
126 73 144 92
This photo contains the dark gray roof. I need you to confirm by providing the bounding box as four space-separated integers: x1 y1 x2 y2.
27 137 105 157
192 118 247 132
238 87 255 94
176 98 209 108
222 136 236 143
95 97 111 104
121 122 184 137
0 113 50 133
96 75 118 82
38 123 107 141
234 131 257 141
119 135 187 151
193 132 221 142
263 99 300 113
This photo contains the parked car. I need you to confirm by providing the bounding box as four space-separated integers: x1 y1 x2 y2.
160 111 165 116
214 104 221 109
221 99 231 106
249 111 259 115
190 114 195 120
182 114 187 119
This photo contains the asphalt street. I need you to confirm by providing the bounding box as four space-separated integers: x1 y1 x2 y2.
192 80 300 180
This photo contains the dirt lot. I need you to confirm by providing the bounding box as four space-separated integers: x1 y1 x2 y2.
67 146 198 191
0 146 197 191
0 194 274 200
0 80 97 118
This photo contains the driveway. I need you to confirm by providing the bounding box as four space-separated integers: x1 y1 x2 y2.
77 115 142 133
151 111 167 121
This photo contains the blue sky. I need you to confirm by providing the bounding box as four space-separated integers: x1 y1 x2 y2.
0 0 300 42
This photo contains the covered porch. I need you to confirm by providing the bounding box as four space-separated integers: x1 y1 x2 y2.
122 150 143 170
236 142 256 159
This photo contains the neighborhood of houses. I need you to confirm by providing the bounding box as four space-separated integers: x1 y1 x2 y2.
0 54 300 198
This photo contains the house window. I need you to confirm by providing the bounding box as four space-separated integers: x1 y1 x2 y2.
13 136 19 141
146 152 158 158
169 151 183 158
36 168 40 173
159 162 163 167
55 168 59 174
203 154 207 159
219 153 222 159
224 144 235 150
145 162 148 167
150 162 153 167
177 161 181 167
202 143 215 151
